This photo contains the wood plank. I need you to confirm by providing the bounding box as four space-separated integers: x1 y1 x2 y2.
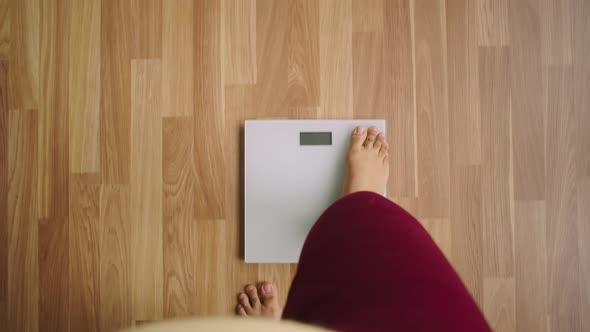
8 0 38 110
318 0 351 117
352 32 383 119
0 0 8 59
131 0 161 59
508 0 545 199
256 0 289 118
163 117 196 317
39 0 70 219
99 185 132 330
194 219 230 315
479 47 513 277
540 0 572 65
578 181 590 330
223 0 256 84
352 0 383 32
130 59 163 320
447 0 481 166
38 3 70 329
450 165 482 305
289 0 320 109
68 173 101 331
194 0 225 219
69 0 100 173
383 0 416 197
224 85 259 304
414 0 450 218
162 0 193 117
7 109 39 332
572 0 590 180
0 61 7 330
100 0 132 184
514 200 547 332
476 0 508 46
484 277 516 331
418 218 451 259
39 216 69 331
545 66 580 332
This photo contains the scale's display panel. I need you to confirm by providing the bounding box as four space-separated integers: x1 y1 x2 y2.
244 120 386 263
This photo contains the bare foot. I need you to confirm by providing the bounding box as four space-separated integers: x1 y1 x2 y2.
235 282 282 320
342 126 389 196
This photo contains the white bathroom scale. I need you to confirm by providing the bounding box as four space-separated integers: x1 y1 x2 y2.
244 119 386 263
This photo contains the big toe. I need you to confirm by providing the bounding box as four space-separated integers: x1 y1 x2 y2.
259 282 278 307
350 126 367 150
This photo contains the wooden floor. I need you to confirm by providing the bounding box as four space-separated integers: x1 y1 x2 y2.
1 0 589 331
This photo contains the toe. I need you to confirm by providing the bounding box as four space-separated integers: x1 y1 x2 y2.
236 304 248 317
379 141 389 157
373 132 384 151
364 126 379 148
246 285 261 309
350 126 367 150
259 282 279 308
238 293 254 314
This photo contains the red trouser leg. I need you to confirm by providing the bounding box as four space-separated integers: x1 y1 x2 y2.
282 191 491 332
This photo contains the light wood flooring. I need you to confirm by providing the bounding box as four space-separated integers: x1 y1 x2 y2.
1 0 589 331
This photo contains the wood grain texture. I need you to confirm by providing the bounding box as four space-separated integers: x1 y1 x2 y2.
68 173 101 331
0 61 7 331
573 0 590 180
447 0 481 166
162 0 193 117
8 0 38 110
289 0 320 108
256 0 288 118
484 277 515 331
130 59 163 320
69 0 100 173
100 0 132 184
352 0 383 32
224 85 259 302
578 181 590 330
540 0 572 65
223 0 256 84
414 0 450 218
194 0 225 220
0 0 8 59
383 0 416 197
479 47 513 277
352 32 383 119
194 219 230 315
318 0 351 117
508 0 545 200
450 165 482 304
163 117 196 317
1 2 588 331
99 185 132 330
7 109 39 332
545 66 580 332
514 200 547 332
39 0 70 219
418 218 451 259
476 0 508 46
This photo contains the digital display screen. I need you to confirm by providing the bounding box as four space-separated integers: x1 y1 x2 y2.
300 132 332 145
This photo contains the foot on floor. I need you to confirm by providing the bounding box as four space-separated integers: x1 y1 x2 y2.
342 126 389 197
235 282 282 320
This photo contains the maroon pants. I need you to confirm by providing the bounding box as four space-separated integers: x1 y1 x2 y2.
282 191 491 332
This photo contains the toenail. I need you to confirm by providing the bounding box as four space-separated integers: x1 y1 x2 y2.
263 283 273 293
247 285 255 291
370 126 378 131
355 127 365 135
240 293 246 300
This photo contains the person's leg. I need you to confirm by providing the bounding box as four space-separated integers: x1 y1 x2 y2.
281 126 490 331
